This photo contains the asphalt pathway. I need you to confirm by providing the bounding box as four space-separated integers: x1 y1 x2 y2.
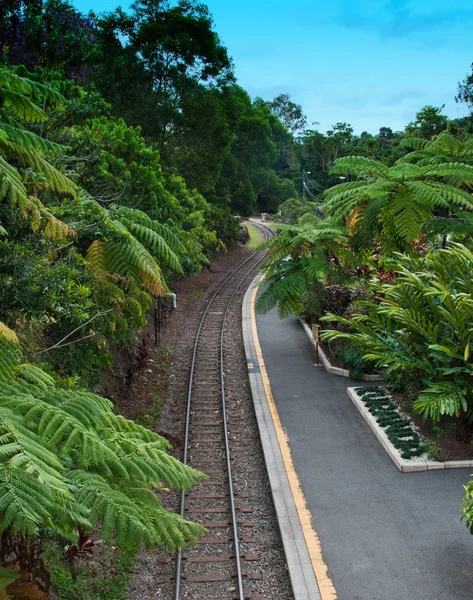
256 308 473 600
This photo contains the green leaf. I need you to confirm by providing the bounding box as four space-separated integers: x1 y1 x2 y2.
0 566 19 589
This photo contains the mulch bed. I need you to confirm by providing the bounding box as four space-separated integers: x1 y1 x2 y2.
389 390 473 462
317 335 473 462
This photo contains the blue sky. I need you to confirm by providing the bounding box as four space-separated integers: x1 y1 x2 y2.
74 0 473 134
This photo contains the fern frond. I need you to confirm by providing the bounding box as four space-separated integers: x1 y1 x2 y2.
0 122 65 156
400 137 430 151
0 70 64 105
0 322 18 344
0 303 206 551
14 364 55 389
85 240 108 276
0 89 47 123
329 156 390 179
125 222 182 273
112 206 186 255
3 140 76 196
422 162 473 185
413 383 468 423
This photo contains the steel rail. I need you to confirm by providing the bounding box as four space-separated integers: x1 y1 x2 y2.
174 221 274 599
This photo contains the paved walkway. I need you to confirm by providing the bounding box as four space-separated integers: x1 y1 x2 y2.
255 307 473 600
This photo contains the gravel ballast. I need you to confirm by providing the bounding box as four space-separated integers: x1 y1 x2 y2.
122 242 294 599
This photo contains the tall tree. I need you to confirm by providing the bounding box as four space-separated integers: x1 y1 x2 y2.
267 93 307 136
0 0 99 80
456 63 473 109
94 0 233 144
405 105 448 140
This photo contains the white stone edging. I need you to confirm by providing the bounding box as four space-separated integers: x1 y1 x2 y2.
347 387 473 472
299 318 383 381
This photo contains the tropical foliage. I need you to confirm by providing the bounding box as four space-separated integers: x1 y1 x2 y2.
324 156 473 250
254 69 473 538
256 214 347 318
322 245 473 423
0 321 204 548
4 0 473 587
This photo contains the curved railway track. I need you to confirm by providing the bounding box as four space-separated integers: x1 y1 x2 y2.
172 221 274 600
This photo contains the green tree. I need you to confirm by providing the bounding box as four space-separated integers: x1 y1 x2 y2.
0 67 190 384
324 155 473 250
256 214 347 317
267 93 307 136
295 123 356 194
94 0 233 144
0 0 99 80
405 105 448 140
456 62 473 109
277 197 315 224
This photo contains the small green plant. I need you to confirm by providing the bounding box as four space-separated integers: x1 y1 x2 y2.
190 289 204 300
426 440 441 461
44 537 136 600
135 394 163 429
355 387 427 459
337 343 375 379
161 342 172 357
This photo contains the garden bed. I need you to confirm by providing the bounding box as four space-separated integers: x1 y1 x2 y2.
299 319 383 381
349 386 473 472
390 389 473 462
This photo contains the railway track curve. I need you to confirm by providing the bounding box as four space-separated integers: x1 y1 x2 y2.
172 221 274 600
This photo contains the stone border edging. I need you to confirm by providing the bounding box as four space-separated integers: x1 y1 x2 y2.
242 275 330 600
298 319 383 381
347 387 473 472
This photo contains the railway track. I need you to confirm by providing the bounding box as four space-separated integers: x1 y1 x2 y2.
170 221 274 600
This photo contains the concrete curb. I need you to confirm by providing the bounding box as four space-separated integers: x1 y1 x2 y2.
299 319 383 381
242 274 326 600
347 387 473 472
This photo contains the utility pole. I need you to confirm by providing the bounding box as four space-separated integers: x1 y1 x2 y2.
302 170 311 202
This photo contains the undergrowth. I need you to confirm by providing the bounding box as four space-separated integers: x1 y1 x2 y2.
135 393 163 429
44 539 137 600
337 344 375 379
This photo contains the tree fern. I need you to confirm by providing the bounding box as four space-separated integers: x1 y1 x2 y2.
400 134 473 166
325 155 473 250
256 216 346 317
0 322 205 549
62 191 184 297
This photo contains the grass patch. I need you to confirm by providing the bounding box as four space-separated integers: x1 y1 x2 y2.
246 223 263 249
190 289 204 300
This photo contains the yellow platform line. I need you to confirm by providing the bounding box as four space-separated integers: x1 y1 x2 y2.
250 284 337 600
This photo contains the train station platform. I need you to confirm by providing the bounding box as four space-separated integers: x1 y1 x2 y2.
242 274 473 600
